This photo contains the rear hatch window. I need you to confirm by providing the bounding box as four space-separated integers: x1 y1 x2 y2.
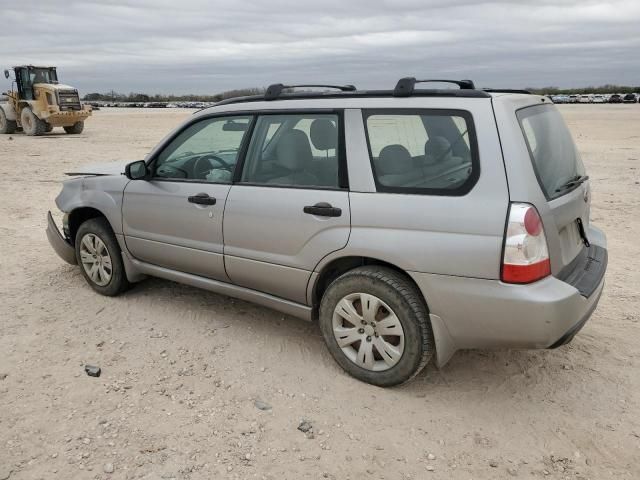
516 104 586 200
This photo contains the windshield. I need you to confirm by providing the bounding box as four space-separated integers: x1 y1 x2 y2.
517 104 585 200
28 68 58 84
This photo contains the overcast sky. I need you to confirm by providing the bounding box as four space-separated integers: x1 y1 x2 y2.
2 0 639 95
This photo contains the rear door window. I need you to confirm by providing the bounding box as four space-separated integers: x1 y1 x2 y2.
363 109 479 195
517 104 586 200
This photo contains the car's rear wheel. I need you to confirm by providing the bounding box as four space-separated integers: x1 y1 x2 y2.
319 266 434 387
75 217 129 296
0 108 17 134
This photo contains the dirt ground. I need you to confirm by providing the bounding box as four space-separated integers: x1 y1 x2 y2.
1 105 638 480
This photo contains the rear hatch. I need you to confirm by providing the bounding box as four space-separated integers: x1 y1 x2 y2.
515 103 590 271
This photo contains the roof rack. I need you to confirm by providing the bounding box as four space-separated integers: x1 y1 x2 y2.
394 78 476 97
482 88 532 95
265 83 356 101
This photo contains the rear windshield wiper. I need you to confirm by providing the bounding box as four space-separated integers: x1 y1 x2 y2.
555 175 589 193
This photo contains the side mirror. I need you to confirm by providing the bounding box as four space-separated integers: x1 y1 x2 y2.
124 160 148 180
4 70 9 79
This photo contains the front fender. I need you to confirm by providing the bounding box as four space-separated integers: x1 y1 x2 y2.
56 175 129 234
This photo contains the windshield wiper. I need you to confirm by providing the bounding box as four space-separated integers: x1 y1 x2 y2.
555 175 589 192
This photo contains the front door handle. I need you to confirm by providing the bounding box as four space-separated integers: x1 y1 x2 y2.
303 202 342 217
188 193 217 205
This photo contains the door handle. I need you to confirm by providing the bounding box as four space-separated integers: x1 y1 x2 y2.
188 193 217 205
303 202 342 217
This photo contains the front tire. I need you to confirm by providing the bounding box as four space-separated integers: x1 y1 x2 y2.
0 108 17 134
75 217 130 296
64 121 84 134
319 266 434 387
45 123 53 132
20 107 46 136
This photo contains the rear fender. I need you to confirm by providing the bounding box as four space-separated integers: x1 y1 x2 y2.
0 102 16 121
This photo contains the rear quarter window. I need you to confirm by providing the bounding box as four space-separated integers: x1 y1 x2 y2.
363 109 479 195
516 104 586 200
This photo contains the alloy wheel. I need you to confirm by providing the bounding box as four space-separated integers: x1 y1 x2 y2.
332 292 405 371
79 233 112 286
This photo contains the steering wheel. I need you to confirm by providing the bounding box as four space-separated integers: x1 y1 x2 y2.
193 154 232 179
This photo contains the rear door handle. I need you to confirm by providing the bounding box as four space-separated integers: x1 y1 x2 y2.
303 202 342 217
188 193 217 205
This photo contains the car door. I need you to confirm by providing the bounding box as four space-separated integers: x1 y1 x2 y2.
122 114 253 281
223 111 350 304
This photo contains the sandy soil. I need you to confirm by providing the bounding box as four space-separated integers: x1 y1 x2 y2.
1 105 638 480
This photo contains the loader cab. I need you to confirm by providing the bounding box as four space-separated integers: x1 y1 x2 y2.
13 66 58 101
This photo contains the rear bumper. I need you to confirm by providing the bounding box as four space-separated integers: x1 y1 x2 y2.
46 211 77 265
410 246 607 367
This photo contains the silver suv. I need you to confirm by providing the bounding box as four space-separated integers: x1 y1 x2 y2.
47 79 607 386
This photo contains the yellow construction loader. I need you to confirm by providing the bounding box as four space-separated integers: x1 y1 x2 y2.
0 65 91 135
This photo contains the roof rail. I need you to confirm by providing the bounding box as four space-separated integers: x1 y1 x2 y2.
394 77 476 97
482 88 532 95
265 83 356 101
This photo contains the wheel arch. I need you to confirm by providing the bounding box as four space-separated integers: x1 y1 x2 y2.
67 206 111 244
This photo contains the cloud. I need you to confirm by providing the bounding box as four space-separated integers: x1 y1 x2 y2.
1 0 639 94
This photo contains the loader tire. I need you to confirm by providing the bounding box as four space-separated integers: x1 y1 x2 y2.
0 108 17 134
21 107 46 136
64 121 84 134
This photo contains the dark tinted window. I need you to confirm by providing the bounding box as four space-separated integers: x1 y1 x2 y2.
241 113 340 188
363 110 478 194
517 104 585 199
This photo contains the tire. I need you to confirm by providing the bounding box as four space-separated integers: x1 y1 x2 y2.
20 107 46 136
44 123 53 133
75 217 130 296
64 121 84 134
319 266 434 387
0 108 17 134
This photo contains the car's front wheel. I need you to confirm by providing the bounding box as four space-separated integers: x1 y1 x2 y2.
75 217 129 296
319 266 434 387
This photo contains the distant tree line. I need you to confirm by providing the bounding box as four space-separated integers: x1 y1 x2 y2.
528 85 640 95
82 84 640 102
82 87 265 103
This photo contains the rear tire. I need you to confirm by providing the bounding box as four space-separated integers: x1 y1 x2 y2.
45 123 53 133
20 107 46 136
75 217 130 296
0 108 18 134
64 121 84 134
319 266 434 387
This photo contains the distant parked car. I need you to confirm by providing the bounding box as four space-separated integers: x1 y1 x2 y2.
578 95 592 103
592 95 606 104
623 93 637 104
551 95 570 104
568 95 579 103
609 94 623 103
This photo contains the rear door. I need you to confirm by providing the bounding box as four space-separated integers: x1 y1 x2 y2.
515 104 590 270
223 111 350 304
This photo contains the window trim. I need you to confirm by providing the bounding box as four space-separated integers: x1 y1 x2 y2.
233 109 349 191
362 108 480 196
145 112 256 185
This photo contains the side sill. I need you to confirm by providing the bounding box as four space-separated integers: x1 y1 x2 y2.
126 255 313 322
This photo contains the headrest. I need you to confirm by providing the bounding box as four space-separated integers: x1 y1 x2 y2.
276 129 313 171
310 118 337 151
425 136 453 165
377 144 413 175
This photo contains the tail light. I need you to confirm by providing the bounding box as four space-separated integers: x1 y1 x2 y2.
501 203 551 284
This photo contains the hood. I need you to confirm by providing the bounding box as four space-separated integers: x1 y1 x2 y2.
65 160 133 176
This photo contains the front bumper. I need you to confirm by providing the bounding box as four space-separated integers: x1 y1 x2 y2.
410 245 607 367
46 211 77 265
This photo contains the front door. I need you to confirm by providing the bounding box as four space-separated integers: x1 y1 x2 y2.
223 112 350 304
123 114 253 281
